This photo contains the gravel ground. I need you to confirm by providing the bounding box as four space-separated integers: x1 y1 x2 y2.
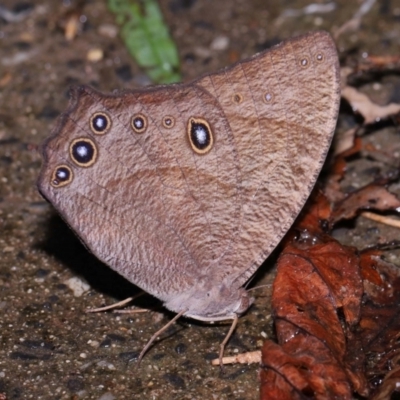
0 1 399 399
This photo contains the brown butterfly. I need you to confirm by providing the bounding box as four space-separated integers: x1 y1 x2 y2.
37 31 340 364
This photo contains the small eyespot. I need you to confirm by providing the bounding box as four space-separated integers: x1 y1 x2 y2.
263 92 273 103
162 116 175 129
90 112 111 135
131 114 147 133
187 117 213 155
232 93 243 104
300 57 309 68
70 138 98 167
316 53 324 62
51 165 73 188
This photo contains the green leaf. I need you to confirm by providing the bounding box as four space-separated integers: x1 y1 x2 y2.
108 0 181 84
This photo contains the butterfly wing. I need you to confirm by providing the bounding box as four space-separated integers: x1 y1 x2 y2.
38 31 339 320
194 30 340 287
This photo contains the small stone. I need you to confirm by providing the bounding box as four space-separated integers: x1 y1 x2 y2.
98 24 118 38
163 372 185 388
210 35 229 51
100 337 112 348
106 333 126 342
119 351 139 362
175 343 186 354
35 268 49 278
88 340 100 348
87 48 103 62
64 277 90 297
97 393 117 400
96 360 116 370
115 64 132 82
66 377 84 392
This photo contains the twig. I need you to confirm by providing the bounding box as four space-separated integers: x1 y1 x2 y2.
361 211 400 229
211 350 261 366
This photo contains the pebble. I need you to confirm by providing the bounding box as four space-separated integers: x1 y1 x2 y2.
96 360 116 370
98 24 118 38
64 276 90 297
210 35 230 51
97 393 116 400
87 48 104 62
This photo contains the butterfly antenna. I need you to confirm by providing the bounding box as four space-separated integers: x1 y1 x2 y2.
247 284 272 293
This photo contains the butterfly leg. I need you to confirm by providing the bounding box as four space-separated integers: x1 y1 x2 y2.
218 313 239 370
137 309 187 365
86 292 145 313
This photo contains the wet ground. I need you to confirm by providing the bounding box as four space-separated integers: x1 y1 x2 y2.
1 0 400 399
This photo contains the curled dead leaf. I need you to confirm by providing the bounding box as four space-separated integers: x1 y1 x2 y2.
330 183 400 226
341 86 400 124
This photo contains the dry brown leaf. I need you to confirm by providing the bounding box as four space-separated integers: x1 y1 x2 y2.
353 54 400 74
261 178 400 399
359 252 400 398
261 234 400 398
0 72 12 88
342 86 400 124
330 183 400 225
332 127 358 156
260 235 368 399
370 367 400 400
324 136 364 203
